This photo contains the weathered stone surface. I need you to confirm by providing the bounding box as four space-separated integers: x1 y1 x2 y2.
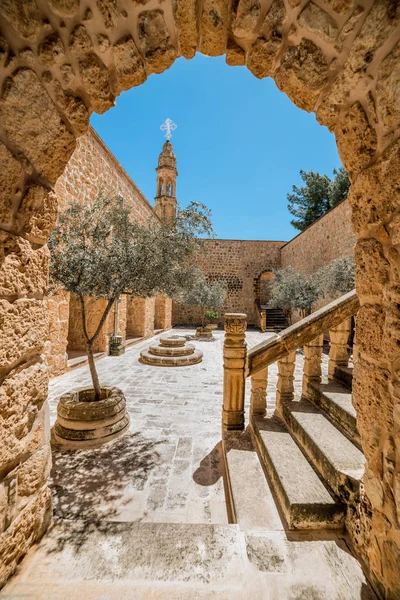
0 486 51 588
349 140 400 235
199 0 229 56
0 232 49 297
0 0 41 40
335 102 377 175
353 358 392 463
275 39 329 111
0 143 24 227
14 186 58 245
0 359 48 473
247 35 281 79
70 24 92 52
0 299 47 374
17 445 51 497
43 73 89 136
97 0 119 29
247 0 285 78
327 0 355 13
226 39 246 66
376 41 400 131
231 0 261 39
317 1 400 128
138 10 176 74
174 0 198 59
299 2 339 42
48 0 79 14
0 69 76 185
113 35 146 93
38 32 65 65
356 304 385 363
355 238 389 298
78 53 114 114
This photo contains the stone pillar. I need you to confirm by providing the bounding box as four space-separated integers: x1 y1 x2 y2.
328 317 351 380
302 334 324 400
276 352 296 415
222 313 247 431
250 367 268 418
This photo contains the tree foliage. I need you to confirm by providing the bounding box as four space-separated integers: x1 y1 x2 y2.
180 271 227 327
268 256 355 323
287 167 350 231
49 192 213 398
316 256 355 298
268 267 320 321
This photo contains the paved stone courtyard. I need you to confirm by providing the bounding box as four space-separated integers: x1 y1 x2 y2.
48 329 276 525
2 329 375 599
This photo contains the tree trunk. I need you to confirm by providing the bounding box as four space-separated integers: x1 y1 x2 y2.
87 340 102 401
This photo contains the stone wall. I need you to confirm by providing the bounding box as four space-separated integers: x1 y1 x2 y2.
281 199 356 276
173 239 285 327
0 0 399 596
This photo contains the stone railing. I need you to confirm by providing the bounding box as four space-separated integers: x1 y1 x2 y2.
222 290 359 431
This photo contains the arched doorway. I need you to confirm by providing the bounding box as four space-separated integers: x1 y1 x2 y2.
0 2 398 595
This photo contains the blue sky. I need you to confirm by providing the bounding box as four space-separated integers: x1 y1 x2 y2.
91 54 342 242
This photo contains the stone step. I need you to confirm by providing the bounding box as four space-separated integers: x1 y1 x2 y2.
281 398 365 504
223 431 284 532
308 381 361 449
333 365 353 389
253 416 344 530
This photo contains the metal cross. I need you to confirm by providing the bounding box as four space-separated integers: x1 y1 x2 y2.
160 118 177 141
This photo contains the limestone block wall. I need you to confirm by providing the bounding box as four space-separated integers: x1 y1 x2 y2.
281 199 356 276
126 297 156 339
45 291 70 376
155 296 172 330
46 129 167 374
67 293 128 353
173 239 285 327
0 0 399 595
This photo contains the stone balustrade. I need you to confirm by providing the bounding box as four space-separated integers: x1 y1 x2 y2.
222 290 358 432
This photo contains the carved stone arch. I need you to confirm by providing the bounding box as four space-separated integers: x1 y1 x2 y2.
0 1 399 595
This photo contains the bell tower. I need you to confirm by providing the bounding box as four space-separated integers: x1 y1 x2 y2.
155 119 178 223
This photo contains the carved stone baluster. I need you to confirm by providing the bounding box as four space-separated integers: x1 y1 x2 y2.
276 352 296 416
222 313 247 431
250 367 268 418
261 310 266 333
302 334 324 399
328 317 351 380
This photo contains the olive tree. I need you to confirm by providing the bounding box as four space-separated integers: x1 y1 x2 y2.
268 267 320 323
180 272 227 327
316 256 355 298
49 193 213 399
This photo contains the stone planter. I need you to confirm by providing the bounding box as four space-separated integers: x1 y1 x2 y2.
53 386 129 449
207 324 218 330
196 326 213 339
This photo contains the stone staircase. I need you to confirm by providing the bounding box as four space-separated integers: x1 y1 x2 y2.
223 291 367 534
263 307 289 332
225 366 365 533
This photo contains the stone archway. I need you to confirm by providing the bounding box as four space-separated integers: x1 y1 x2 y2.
0 1 399 595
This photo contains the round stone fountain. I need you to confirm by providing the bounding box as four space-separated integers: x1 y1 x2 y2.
140 334 203 367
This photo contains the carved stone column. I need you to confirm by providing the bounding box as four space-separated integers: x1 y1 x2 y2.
276 352 296 416
261 311 266 333
328 317 351 380
302 334 324 399
222 313 247 431
250 367 268 418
